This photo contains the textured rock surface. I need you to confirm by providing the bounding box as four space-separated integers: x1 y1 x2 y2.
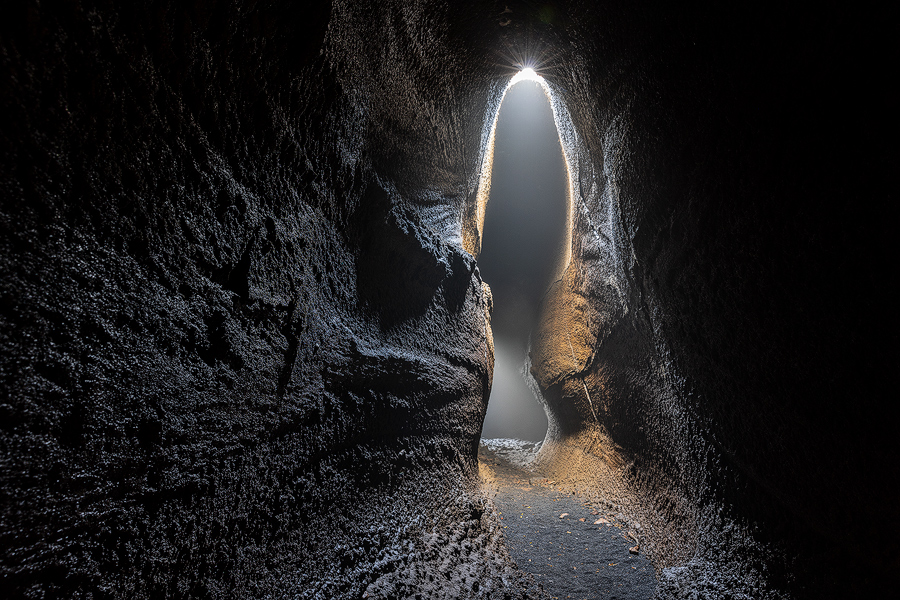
1 1 896 599
0 1 532 598
526 2 897 598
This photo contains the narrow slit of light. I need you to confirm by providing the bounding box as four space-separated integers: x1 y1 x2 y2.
474 67 574 277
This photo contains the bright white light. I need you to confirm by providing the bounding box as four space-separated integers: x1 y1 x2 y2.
470 61 574 272
509 67 544 87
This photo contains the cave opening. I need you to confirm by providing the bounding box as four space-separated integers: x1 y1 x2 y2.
478 70 570 443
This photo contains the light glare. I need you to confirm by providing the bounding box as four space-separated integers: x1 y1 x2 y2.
470 61 574 280
509 67 543 87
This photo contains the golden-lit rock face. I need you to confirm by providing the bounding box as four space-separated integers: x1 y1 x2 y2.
527 263 632 507
481 279 495 379
529 266 605 443
531 267 596 389
0 2 530 598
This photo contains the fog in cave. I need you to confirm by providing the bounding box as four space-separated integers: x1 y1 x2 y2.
479 80 568 442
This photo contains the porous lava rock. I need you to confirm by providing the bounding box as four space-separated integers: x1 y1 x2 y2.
0 1 534 597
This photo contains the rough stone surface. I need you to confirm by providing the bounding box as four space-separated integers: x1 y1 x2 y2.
526 2 897 599
1 1 896 599
0 2 530 598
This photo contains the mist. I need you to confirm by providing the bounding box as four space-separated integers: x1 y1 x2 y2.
479 79 568 442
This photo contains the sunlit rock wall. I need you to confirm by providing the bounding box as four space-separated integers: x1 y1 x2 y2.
528 1 896 598
0 2 538 597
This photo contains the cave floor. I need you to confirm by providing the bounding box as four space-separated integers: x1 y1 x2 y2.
479 441 656 600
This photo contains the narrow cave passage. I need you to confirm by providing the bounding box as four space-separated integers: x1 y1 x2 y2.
475 75 657 599
478 78 568 442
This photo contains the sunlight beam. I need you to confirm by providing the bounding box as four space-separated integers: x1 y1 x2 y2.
471 67 574 281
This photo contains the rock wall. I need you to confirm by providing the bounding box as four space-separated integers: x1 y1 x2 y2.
528 1 897 598
0 1 535 597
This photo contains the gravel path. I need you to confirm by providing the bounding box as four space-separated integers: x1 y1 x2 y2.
480 441 656 600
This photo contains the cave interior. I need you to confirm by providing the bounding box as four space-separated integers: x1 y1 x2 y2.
0 1 896 598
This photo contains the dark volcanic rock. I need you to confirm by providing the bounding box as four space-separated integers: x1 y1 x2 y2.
0 1 529 598
1 1 896 599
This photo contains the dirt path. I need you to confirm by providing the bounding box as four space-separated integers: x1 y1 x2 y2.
480 441 656 600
